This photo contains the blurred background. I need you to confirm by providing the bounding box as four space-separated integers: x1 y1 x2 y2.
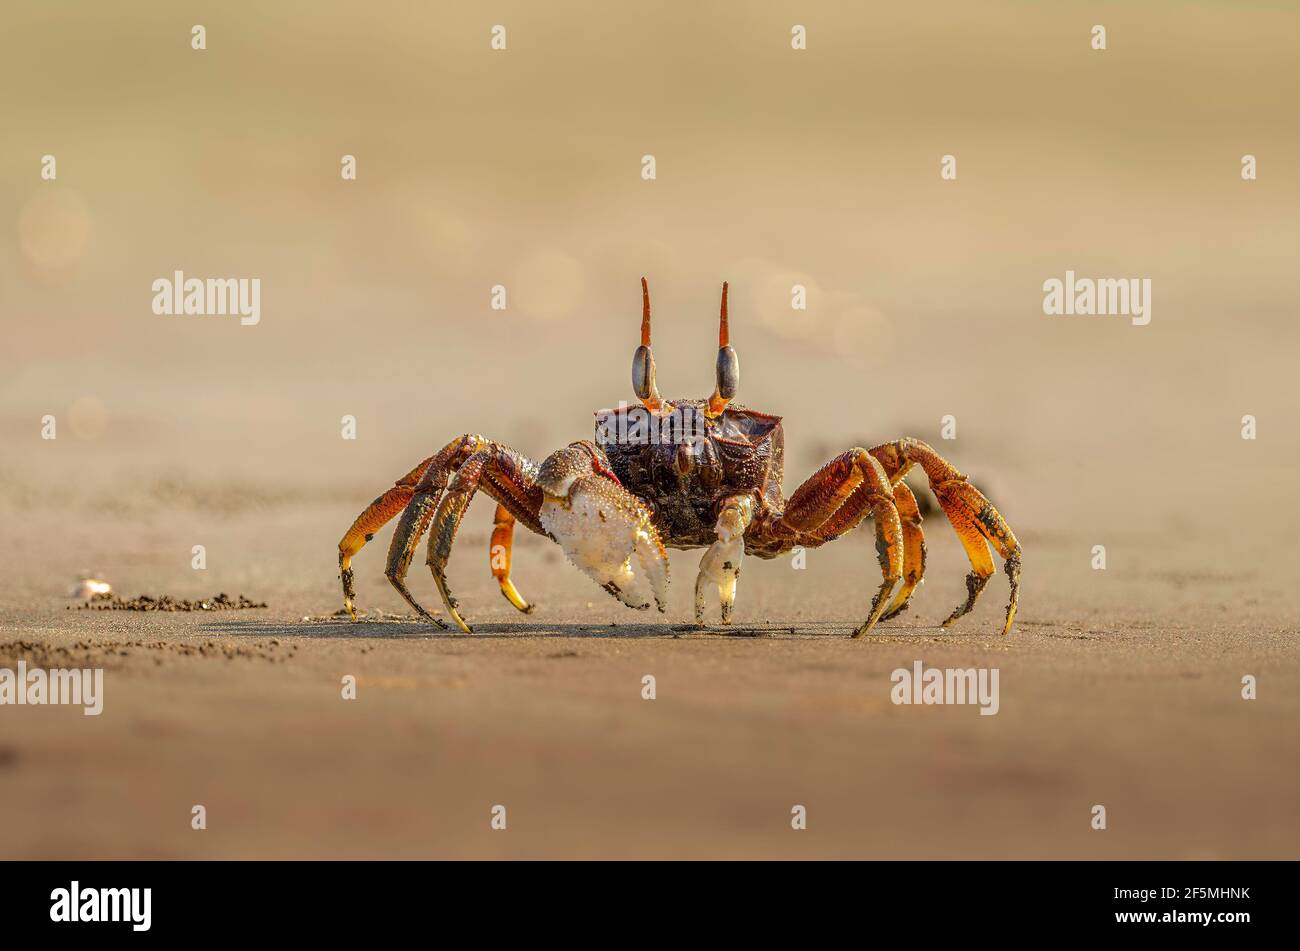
2 0 1297 613
2 0 1299 863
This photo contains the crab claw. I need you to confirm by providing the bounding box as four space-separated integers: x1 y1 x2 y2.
537 442 670 613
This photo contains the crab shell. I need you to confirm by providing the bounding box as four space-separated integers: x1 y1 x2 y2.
593 399 785 550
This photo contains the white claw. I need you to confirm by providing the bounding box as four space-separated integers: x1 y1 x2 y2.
695 533 744 623
694 496 754 625
635 526 670 613
539 474 670 612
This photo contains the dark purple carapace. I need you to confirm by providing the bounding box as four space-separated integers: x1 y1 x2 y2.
595 400 784 550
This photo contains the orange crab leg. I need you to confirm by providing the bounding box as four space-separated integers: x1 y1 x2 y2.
490 504 534 614
338 453 438 620
338 433 547 625
383 487 449 626
869 438 1020 635
376 436 545 628
379 435 495 625
780 448 904 637
879 481 927 621
427 448 493 634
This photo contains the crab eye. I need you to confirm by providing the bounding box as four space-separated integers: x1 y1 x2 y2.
632 277 671 416
706 281 738 418
715 345 739 400
632 345 655 401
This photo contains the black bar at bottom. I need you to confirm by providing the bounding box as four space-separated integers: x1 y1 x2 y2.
0 859 1283 939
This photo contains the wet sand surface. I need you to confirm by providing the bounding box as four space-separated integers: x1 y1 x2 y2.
2 511 1296 860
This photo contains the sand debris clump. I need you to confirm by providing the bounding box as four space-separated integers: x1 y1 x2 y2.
74 592 267 612
0 638 293 667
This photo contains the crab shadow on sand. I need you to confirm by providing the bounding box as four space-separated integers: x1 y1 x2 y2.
198 616 951 642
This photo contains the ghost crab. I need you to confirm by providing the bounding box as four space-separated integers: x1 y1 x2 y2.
338 280 1021 637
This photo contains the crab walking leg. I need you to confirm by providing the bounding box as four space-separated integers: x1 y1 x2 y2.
349 434 488 625
796 476 926 622
870 438 1021 635
695 495 756 625
805 481 874 541
780 448 904 637
879 481 927 621
337 454 436 619
383 490 448 627
379 437 544 628
939 502 995 627
781 449 874 531
426 448 492 634
849 462 904 638
490 504 534 614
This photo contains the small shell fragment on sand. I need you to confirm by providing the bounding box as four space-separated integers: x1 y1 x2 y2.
71 578 112 599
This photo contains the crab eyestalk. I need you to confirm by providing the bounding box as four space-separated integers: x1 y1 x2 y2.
633 277 672 417
706 281 739 418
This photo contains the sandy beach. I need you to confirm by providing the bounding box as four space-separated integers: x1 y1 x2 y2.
2 500 1297 859
2 1 1298 859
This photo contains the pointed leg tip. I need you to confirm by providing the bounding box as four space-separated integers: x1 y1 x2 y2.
851 617 876 638
941 604 968 628
500 581 534 614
